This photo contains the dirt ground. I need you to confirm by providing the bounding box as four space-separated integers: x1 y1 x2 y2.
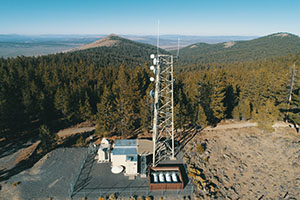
184 121 300 199
57 126 95 138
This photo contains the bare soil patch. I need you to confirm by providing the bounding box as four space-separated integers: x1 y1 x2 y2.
14 141 40 165
184 123 300 199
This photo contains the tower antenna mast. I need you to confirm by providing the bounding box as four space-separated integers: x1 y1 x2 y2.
150 21 175 167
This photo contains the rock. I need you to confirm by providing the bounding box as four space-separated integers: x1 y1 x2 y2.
213 176 222 184
223 175 229 183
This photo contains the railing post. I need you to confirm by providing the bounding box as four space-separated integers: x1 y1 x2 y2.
69 183 73 199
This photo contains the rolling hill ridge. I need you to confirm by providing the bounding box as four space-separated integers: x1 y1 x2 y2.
175 32 300 64
66 34 168 67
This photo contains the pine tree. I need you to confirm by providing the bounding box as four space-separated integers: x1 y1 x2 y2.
254 99 279 132
113 65 135 137
233 98 251 120
240 99 251 120
210 87 226 121
79 92 92 121
0 98 8 138
174 78 190 129
39 124 57 150
139 90 153 130
232 105 240 120
54 86 71 120
195 104 208 128
96 86 115 135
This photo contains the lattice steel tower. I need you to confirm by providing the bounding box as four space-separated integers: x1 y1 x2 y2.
150 54 175 167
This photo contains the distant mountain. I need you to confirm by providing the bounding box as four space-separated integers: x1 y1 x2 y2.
67 34 167 67
122 35 257 50
68 34 121 51
175 32 300 64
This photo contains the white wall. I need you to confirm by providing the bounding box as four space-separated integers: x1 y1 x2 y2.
111 154 138 175
125 161 138 175
111 155 126 167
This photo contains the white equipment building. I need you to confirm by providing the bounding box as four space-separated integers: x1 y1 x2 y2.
96 139 152 178
111 140 138 176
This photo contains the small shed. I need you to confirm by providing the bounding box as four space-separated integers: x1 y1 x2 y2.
96 138 111 163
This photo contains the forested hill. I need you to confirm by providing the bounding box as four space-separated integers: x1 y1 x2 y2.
0 34 167 142
66 34 168 67
0 33 299 148
175 32 300 64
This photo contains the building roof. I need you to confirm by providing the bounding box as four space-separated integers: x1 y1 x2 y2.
111 147 137 155
111 139 153 156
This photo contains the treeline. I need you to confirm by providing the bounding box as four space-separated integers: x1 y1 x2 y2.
1 51 300 142
177 57 300 131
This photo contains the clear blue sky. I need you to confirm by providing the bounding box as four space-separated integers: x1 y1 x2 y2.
1 0 300 36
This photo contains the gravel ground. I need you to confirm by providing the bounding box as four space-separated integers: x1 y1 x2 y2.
0 141 33 172
1 147 87 200
0 147 192 200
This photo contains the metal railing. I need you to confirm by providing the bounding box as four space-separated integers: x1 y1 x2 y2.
72 184 194 198
69 145 97 198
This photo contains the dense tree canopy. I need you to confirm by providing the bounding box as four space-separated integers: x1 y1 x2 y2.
0 43 300 142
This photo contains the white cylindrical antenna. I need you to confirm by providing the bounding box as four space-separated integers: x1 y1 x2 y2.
150 90 154 98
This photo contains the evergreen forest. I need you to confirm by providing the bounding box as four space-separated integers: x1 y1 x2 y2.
0 35 300 144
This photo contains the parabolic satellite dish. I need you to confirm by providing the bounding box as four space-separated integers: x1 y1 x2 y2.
111 166 124 174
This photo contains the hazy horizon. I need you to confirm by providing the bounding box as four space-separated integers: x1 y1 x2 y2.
1 0 300 36
0 33 262 37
